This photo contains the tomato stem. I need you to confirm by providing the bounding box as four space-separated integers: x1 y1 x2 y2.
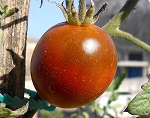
102 0 150 53
82 0 95 26
93 3 108 24
102 0 139 29
78 0 86 23
66 0 73 12
53 0 107 26
115 29 150 53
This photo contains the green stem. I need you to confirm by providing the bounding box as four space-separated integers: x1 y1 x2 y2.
93 101 97 118
102 0 139 29
65 0 73 12
102 0 150 53
114 29 150 53
78 0 86 23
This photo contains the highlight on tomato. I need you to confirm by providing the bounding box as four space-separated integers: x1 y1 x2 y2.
30 0 117 108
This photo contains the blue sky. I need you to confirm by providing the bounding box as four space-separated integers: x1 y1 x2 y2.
27 0 79 39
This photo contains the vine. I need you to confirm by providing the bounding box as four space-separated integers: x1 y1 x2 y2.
102 0 150 53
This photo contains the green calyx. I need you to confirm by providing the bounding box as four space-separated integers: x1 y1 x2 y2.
53 0 108 26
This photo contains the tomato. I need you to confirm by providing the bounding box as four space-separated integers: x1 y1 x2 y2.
31 22 117 108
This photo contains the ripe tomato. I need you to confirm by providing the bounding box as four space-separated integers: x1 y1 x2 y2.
31 22 117 108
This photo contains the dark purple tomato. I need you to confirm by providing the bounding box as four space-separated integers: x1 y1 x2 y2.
31 22 117 108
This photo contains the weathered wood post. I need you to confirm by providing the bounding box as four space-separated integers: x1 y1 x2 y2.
0 0 30 117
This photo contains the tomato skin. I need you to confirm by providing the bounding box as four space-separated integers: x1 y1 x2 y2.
31 22 117 108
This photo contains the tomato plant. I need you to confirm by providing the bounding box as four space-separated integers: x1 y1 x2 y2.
30 1 117 108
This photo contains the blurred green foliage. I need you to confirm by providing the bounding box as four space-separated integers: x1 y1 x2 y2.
39 109 64 118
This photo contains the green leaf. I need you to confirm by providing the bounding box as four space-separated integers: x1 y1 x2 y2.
4 8 18 18
80 107 89 118
0 106 11 117
0 102 29 117
107 92 119 105
107 72 127 92
70 113 77 118
81 111 89 118
111 103 123 110
88 101 103 114
142 80 150 92
108 92 131 105
125 80 150 115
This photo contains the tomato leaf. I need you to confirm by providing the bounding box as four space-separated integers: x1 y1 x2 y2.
142 80 150 92
107 72 127 92
81 111 89 118
0 102 29 117
70 113 77 118
80 107 90 118
107 92 119 105
125 80 150 115
89 101 103 114
0 103 11 117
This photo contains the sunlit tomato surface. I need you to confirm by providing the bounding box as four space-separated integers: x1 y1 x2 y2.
31 22 117 108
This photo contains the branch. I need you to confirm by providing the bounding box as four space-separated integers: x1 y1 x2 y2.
113 29 150 53
102 0 150 53
103 0 139 29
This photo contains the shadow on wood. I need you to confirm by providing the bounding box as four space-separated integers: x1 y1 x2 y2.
0 49 25 99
